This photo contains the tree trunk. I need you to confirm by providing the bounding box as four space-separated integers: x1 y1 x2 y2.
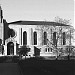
19 54 22 60
25 55 26 59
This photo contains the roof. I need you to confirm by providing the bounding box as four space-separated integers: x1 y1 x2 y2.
8 20 70 26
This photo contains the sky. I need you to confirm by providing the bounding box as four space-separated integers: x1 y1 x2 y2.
0 0 74 27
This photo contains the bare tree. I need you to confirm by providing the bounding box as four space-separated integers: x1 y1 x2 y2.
54 16 75 57
54 16 71 25
35 18 75 59
36 24 60 58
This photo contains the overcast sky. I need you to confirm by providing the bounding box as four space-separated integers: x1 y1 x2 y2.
1 0 74 26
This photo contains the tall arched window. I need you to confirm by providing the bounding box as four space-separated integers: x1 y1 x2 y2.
34 32 37 45
44 32 47 45
23 31 27 45
53 32 57 46
63 32 66 45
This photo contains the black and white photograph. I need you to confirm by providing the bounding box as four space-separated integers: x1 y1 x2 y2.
0 0 75 75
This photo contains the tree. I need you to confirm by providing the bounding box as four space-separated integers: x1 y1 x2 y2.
18 46 30 60
36 24 60 58
54 16 75 44
54 16 75 58
35 18 75 59
46 39 60 58
8 29 15 38
54 16 71 25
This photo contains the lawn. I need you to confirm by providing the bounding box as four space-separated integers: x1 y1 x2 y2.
18 57 75 75
0 56 19 63
0 56 74 75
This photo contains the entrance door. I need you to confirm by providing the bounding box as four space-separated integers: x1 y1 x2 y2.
7 42 14 55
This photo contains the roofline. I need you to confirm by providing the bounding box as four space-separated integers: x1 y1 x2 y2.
8 20 70 26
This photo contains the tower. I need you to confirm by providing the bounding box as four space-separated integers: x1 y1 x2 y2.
0 5 3 44
0 5 3 23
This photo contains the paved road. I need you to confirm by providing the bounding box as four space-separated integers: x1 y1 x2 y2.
0 63 22 75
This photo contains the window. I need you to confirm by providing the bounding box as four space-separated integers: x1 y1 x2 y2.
63 32 66 45
34 32 37 45
44 32 47 45
45 48 47 52
23 31 27 45
53 32 57 46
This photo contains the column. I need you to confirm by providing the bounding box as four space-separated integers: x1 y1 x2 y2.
28 28 32 45
4 45 7 55
58 27 62 46
50 29 53 44
57 32 60 46
37 31 39 46
27 29 30 45
22 29 23 45
30 28 33 45
19 28 21 45
4 41 7 55
21 28 22 45
27 28 34 45
14 42 16 55
41 30 43 46
38 30 43 46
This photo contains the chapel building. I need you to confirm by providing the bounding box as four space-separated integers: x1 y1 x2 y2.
0 5 74 56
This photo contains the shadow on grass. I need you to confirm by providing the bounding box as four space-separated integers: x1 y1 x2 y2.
18 57 75 75
0 56 19 63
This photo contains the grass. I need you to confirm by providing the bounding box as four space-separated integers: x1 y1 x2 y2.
0 56 7 63
0 55 74 63
0 56 19 63
18 57 75 75
0 56 75 75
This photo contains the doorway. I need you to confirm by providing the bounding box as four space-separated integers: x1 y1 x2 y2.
7 42 14 55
